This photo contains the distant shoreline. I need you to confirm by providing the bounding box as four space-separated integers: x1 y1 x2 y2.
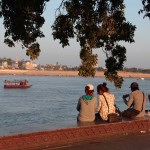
0 69 150 79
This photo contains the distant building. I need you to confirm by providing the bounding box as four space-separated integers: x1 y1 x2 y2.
11 60 19 69
23 61 38 70
58 66 63 71
46 64 55 70
2 61 8 69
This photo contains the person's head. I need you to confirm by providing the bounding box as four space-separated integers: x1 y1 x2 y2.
85 84 94 96
97 82 109 95
130 82 139 91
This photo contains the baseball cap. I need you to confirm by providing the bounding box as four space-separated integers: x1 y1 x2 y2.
86 84 94 90
129 82 139 88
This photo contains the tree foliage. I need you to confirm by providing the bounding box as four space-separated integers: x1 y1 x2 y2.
0 0 50 59
52 0 136 88
0 0 150 88
139 0 150 18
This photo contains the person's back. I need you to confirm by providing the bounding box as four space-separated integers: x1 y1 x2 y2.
77 95 96 121
77 84 96 122
97 92 115 121
128 90 146 118
122 82 146 118
96 82 116 121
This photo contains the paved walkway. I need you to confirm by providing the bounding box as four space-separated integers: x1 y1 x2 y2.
0 115 150 150
46 132 150 150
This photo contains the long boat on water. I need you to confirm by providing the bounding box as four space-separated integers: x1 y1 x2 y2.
4 80 32 88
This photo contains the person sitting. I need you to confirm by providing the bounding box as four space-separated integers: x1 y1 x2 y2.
76 84 96 122
96 82 116 121
122 82 146 119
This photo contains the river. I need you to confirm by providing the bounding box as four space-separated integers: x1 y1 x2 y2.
0 75 150 136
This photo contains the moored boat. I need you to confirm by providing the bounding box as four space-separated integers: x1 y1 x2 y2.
4 80 31 88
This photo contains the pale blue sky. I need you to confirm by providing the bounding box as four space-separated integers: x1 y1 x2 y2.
0 0 150 68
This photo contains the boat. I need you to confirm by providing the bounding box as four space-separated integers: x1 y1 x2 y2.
4 80 32 88
137 77 144 80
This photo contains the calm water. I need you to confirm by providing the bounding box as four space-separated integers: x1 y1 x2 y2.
0 75 150 136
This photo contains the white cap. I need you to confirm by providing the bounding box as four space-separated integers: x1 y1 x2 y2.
86 84 94 90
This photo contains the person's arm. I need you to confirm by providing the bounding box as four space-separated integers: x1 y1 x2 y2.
122 93 133 107
96 95 102 112
76 98 81 111
122 94 129 105
126 94 134 107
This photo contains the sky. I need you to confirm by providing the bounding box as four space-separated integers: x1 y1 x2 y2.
0 0 150 68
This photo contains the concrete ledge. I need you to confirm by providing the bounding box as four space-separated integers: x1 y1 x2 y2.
0 118 150 150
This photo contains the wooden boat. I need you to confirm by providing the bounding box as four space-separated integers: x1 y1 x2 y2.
4 80 32 88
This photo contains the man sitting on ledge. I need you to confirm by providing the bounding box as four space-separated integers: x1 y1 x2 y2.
122 82 146 119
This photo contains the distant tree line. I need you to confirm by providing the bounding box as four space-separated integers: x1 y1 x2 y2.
123 67 150 74
58 66 150 74
0 57 150 74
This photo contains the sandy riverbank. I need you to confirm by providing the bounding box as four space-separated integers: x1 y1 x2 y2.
0 69 150 79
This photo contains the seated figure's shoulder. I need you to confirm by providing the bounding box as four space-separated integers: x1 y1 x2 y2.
93 95 96 99
99 94 104 98
79 95 84 100
132 90 142 95
109 93 115 99
106 92 115 98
